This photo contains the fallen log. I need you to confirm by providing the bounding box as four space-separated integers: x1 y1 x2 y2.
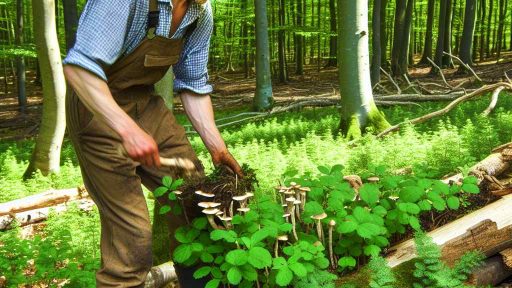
468 255 512 286
442 151 510 185
0 199 95 230
144 261 177 288
0 187 88 216
385 194 512 268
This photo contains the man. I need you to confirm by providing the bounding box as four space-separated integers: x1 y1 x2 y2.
63 0 242 287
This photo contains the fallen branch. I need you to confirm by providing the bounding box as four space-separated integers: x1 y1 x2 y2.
144 261 177 288
482 86 505 116
380 68 401 94
443 52 483 83
468 255 512 286
0 187 88 216
427 57 454 89
377 83 512 138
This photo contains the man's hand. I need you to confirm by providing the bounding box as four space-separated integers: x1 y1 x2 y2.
120 125 161 168
211 150 244 177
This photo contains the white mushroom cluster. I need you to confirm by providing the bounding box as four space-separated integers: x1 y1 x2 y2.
196 190 254 230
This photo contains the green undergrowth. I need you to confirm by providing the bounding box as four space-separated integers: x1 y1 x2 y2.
1 92 512 203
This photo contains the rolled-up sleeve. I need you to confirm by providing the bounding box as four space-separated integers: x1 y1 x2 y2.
63 0 135 81
173 3 213 94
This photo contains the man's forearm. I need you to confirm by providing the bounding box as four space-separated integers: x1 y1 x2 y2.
180 91 226 155
63 65 136 138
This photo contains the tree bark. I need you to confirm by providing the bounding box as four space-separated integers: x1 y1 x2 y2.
326 0 337 67
277 0 288 82
337 0 390 139
496 0 507 59
15 0 26 113
434 0 449 69
391 0 407 76
420 0 435 64
62 0 78 51
371 0 382 85
253 0 273 111
479 0 486 61
379 0 389 69
25 0 66 178
459 0 478 67
295 0 304 75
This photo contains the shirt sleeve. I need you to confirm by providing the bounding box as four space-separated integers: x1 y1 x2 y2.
173 3 214 94
62 0 136 81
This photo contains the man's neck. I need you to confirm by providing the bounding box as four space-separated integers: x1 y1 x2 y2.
172 0 189 6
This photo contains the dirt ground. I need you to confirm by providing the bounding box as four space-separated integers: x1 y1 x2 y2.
1 52 511 141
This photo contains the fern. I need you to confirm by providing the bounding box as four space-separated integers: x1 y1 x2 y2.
368 256 396 288
413 231 484 288
292 268 337 288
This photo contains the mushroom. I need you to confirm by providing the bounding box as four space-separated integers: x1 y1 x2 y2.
217 214 233 229
237 207 251 214
274 235 288 257
283 213 291 223
233 194 250 208
202 208 222 230
285 197 296 214
293 199 302 222
173 190 189 224
298 187 310 212
367 176 380 183
311 213 327 243
328 219 337 269
195 190 215 198
198 202 222 209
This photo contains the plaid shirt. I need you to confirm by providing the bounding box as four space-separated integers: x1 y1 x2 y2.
63 0 213 94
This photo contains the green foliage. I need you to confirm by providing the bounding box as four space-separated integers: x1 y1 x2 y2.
368 256 396 288
413 231 484 288
0 205 100 287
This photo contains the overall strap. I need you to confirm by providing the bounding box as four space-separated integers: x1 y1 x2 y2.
147 0 160 39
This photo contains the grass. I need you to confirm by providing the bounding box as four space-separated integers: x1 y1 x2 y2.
1 92 511 286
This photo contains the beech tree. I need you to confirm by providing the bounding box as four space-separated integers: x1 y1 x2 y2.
337 0 390 139
459 0 478 66
25 0 66 178
253 0 273 111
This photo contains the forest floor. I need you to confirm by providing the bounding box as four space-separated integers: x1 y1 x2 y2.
1 51 511 141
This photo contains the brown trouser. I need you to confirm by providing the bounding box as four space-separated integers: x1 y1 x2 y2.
66 87 203 287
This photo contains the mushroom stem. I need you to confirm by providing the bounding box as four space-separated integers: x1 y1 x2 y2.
291 206 298 241
229 201 234 218
315 219 323 243
274 240 279 258
328 220 336 269
179 199 189 224
207 215 222 230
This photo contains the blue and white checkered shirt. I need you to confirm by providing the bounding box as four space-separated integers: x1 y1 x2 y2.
63 0 213 94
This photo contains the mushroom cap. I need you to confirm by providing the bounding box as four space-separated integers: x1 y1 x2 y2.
277 235 289 241
367 176 380 182
245 192 254 198
202 208 221 215
283 213 291 218
198 202 222 208
195 190 215 198
232 195 249 201
311 212 328 220
217 215 233 221
237 207 251 213
329 219 336 226
285 197 297 203
290 182 297 186
279 189 288 193
389 195 399 201
284 190 295 195
293 200 302 205
173 190 183 195
299 187 311 192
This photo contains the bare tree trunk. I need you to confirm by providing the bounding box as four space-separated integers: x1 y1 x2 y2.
277 0 288 82
326 0 337 67
62 0 78 51
253 0 274 111
15 0 26 113
337 0 390 139
420 0 436 64
25 0 66 178
496 0 507 59
479 0 486 61
371 0 382 86
459 0 478 67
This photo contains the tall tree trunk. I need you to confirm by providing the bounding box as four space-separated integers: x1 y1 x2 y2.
459 0 478 67
379 0 389 69
16 0 26 113
62 0 77 51
241 0 249 78
295 0 304 75
442 0 455 67
25 0 66 178
434 0 448 69
496 0 507 59
337 0 390 139
397 0 414 75
277 0 288 82
371 0 382 85
391 0 407 76
253 0 273 111
485 0 493 57
420 0 435 64
326 0 337 67
479 0 486 61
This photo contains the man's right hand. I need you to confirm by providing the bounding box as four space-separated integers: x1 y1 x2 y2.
121 125 161 168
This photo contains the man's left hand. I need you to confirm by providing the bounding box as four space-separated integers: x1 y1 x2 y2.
212 150 244 177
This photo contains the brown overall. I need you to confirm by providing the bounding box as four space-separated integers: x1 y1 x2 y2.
66 1 206 287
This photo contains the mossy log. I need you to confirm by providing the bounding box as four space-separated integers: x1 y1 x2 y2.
386 195 512 268
467 255 512 286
